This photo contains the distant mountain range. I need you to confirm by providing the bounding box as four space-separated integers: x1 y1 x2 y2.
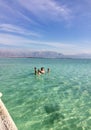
0 50 64 58
0 50 91 59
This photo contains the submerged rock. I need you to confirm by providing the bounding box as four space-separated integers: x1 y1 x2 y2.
44 103 65 125
44 103 60 114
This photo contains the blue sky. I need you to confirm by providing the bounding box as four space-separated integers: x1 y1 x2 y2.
0 0 91 55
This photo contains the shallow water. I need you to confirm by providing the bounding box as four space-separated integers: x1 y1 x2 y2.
0 58 91 130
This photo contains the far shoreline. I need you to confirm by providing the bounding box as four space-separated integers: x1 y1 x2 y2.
0 56 91 60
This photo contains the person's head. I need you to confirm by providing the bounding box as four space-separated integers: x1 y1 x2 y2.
34 67 36 70
47 68 50 72
41 67 44 71
38 69 41 75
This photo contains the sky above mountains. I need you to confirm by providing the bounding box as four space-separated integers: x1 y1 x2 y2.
0 0 91 55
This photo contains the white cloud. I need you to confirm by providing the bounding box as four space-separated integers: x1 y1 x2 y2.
0 33 69 47
0 33 79 54
0 24 40 37
0 0 37 25
0 34 26 46
18 0 72 21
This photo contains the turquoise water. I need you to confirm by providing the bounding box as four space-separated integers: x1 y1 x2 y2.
0 58 91 130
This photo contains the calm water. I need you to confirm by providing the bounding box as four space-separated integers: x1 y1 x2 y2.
0 58 91 130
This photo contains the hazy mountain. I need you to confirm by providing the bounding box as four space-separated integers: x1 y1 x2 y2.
0 50 91 59
30 51 64 58
0 50 64 58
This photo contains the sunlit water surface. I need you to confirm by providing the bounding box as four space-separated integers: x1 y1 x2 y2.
0 58 91 130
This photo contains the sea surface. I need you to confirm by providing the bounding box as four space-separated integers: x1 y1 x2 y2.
0 58 91 130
